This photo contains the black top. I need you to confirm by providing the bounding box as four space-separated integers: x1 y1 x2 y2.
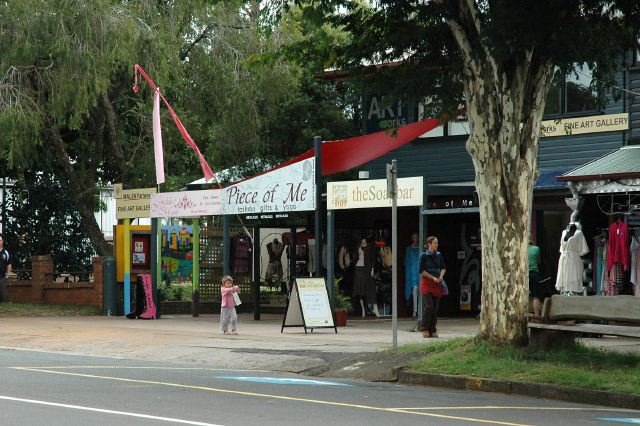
0 248 11 277
419 250 446 277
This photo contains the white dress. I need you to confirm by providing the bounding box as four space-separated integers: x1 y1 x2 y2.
556 230 590 293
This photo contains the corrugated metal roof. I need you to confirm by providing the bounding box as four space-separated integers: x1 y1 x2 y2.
559 146 640 181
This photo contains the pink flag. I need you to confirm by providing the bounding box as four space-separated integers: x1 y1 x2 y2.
153 89 165 185
135 65 214 183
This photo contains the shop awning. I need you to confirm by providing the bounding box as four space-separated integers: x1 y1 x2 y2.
558 146 640 182
271 117 442 177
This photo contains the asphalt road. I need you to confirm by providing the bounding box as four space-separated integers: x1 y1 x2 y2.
1 348 638 426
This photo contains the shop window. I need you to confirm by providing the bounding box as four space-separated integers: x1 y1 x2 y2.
544 65 598 116
417 98 468 138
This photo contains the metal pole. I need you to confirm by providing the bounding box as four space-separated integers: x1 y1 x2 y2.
327 209 335 302
391 160 398 349
151 217 160 319
314 136 322 277
253 226 261 320
222 215 230 275
192 218 200 317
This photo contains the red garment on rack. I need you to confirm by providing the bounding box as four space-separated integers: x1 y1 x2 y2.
607 221 630 271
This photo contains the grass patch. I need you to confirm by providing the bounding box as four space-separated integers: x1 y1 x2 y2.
405 337 640 395
0 302 101 317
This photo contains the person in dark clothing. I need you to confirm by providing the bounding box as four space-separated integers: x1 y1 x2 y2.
0 233 12 302
419 236 446 338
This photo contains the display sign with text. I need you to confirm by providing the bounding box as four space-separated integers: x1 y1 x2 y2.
116 188 157 219
327 177 423 210
222 159 315 215
150 189 222 218
282 278 336 333
540 113 628 138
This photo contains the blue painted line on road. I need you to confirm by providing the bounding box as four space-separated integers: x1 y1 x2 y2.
216 376 352 387
597 419 640 424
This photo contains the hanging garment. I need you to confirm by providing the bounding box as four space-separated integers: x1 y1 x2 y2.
607 263 624 296
404 245 420 302
556 229 589 293
230 233 252 275
630 236 640 288
266 240 284 282
607 221 630 271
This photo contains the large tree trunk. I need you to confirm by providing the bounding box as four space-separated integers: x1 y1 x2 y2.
445 0 554 343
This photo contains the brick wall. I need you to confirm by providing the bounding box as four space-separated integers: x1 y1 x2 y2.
7 255 105 309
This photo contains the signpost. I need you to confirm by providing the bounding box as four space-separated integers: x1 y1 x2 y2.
387 160 398 349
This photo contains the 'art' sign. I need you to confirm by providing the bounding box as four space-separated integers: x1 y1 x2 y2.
116 187 157 219
222 159 316 215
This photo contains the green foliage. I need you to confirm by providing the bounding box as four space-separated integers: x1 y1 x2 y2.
159 283 193 302
6 171 95 271
406 338 640 395
331 276 352 311
298 1 640 112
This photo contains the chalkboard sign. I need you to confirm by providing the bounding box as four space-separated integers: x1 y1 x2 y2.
281 278 336 333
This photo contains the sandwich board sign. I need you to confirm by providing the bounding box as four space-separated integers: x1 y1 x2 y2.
281 277 336 333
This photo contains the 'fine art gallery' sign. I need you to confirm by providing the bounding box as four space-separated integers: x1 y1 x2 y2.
222 159 316 215
116 187 157 219
327 177 423 210
150 189 222 218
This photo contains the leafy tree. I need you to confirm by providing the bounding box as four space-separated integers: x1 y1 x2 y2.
300 0 640 344
0 0 356 258
6 170 95 272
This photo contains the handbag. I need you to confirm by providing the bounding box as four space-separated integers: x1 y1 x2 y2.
232 292 242 306
440 280 449 296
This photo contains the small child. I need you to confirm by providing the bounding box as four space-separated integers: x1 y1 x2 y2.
220 275 240 335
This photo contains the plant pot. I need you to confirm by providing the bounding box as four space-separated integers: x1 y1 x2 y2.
334 309 348 327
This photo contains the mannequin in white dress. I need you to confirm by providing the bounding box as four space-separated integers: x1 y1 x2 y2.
556 223 590 295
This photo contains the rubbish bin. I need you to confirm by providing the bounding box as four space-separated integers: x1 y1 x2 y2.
103 256 116 316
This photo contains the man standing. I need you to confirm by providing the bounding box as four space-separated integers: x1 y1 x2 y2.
0 233 12 302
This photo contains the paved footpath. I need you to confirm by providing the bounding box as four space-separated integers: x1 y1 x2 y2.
0 315 479 372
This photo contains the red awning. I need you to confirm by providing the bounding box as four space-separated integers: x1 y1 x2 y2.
278 117 441 176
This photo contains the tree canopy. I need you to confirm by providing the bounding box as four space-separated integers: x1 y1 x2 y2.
0 0 357 259
295 0 640 343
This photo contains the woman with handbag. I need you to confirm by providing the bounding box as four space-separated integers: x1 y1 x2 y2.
419 236 446 338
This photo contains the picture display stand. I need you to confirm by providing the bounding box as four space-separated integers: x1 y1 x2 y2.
281 277 336 334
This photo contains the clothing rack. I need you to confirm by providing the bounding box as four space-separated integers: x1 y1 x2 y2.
596 193 640 216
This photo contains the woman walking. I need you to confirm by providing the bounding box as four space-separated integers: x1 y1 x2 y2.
419 236 446 338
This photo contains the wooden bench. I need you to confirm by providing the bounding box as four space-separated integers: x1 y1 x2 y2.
527 295 640 348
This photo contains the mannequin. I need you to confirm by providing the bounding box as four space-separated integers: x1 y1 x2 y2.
404 232 420 317
338 241 354 295
352 238 380 317
266 238 284 285
556 222 589 295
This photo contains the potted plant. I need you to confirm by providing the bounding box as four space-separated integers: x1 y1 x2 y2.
332 277 352 327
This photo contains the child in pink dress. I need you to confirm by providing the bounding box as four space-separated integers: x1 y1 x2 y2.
220 275 240 335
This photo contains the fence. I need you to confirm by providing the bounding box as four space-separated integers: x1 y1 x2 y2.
6 255 104 308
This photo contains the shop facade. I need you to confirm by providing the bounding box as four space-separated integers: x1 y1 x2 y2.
347 67 638 314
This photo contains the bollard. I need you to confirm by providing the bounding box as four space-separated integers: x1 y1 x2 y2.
103 256 116 316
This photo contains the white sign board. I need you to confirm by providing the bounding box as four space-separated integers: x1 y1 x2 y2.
222 159 316 215
327 177 423 210
150 189 222 218
282 278 335 332
116 187 157 219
